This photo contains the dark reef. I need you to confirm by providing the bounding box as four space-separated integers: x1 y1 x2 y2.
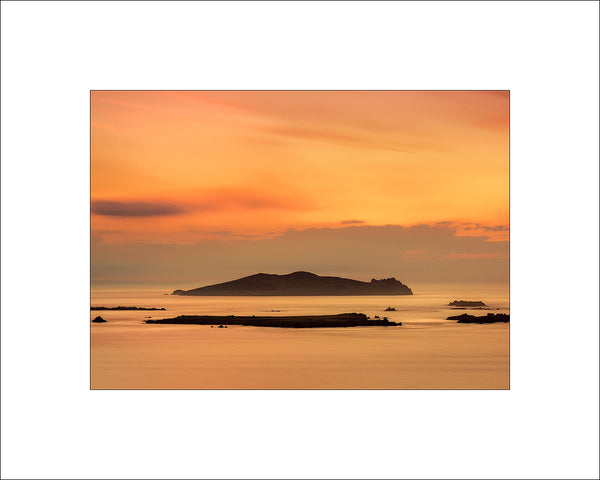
446 313 509 324
145 313 402 328
172 271 413 296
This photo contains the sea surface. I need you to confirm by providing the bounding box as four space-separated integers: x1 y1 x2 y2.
91 284 509 389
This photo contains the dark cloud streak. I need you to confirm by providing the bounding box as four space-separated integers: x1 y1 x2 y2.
341 219 365 225
92 201 186 217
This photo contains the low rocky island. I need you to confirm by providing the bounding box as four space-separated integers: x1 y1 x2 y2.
450 307 494 310
384 307 397 311
448 300 487 307
91 306 166 311
145 313 402 328
446 313 509 324
172 271 413 296
92 316 107 323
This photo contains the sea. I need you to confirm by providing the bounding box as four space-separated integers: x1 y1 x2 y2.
91 283 509 389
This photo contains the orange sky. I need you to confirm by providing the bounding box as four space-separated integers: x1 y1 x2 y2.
91 91 509 244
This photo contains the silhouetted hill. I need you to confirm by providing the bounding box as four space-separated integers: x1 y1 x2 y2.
172 271 413 296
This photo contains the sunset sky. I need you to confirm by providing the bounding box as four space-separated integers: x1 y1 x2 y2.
91 91 509 287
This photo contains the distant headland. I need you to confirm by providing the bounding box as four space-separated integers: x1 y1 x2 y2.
145 313 401 328
171 271 413 296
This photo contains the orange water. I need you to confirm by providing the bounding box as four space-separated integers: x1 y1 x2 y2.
91 284 509 389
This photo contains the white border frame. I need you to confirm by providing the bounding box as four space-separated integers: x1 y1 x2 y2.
2 2 599 479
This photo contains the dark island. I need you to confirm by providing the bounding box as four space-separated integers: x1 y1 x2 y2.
145 312 402 328
172 271 413 296
91 306 166 311
448 300 487 307
92 316 107 323
446 313 509 324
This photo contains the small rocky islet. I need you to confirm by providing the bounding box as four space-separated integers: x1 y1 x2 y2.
448 300 487 307
446 313 509 324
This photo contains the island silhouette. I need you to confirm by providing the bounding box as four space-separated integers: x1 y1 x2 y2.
171 271 413 296
446 313 509 324
448 300 487 307
145 313 401 328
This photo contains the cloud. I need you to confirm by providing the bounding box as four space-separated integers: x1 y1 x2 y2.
92 201 186 217
341 219 365 225
480 224 508 232
432 221 509 239
187 229 266 239
188 229 231 235
94 230 123 235
92 186 313 220
218 190 308 210
264 125 364 145
258 124 423 153
92 222 509 287
440 252 508 260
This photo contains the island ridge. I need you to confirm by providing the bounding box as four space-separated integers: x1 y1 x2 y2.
172 271 413 296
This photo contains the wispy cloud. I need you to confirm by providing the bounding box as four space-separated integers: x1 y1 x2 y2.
187 229 267 240
215 189 308 210
92 201 186 217
341 219 365 225
258 124 425 153
432 221 509 240
92 187 314 221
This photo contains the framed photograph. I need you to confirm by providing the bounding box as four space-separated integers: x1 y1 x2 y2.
90 90 510 390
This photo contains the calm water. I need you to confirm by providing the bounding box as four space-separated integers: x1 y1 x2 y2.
91 284 509 389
